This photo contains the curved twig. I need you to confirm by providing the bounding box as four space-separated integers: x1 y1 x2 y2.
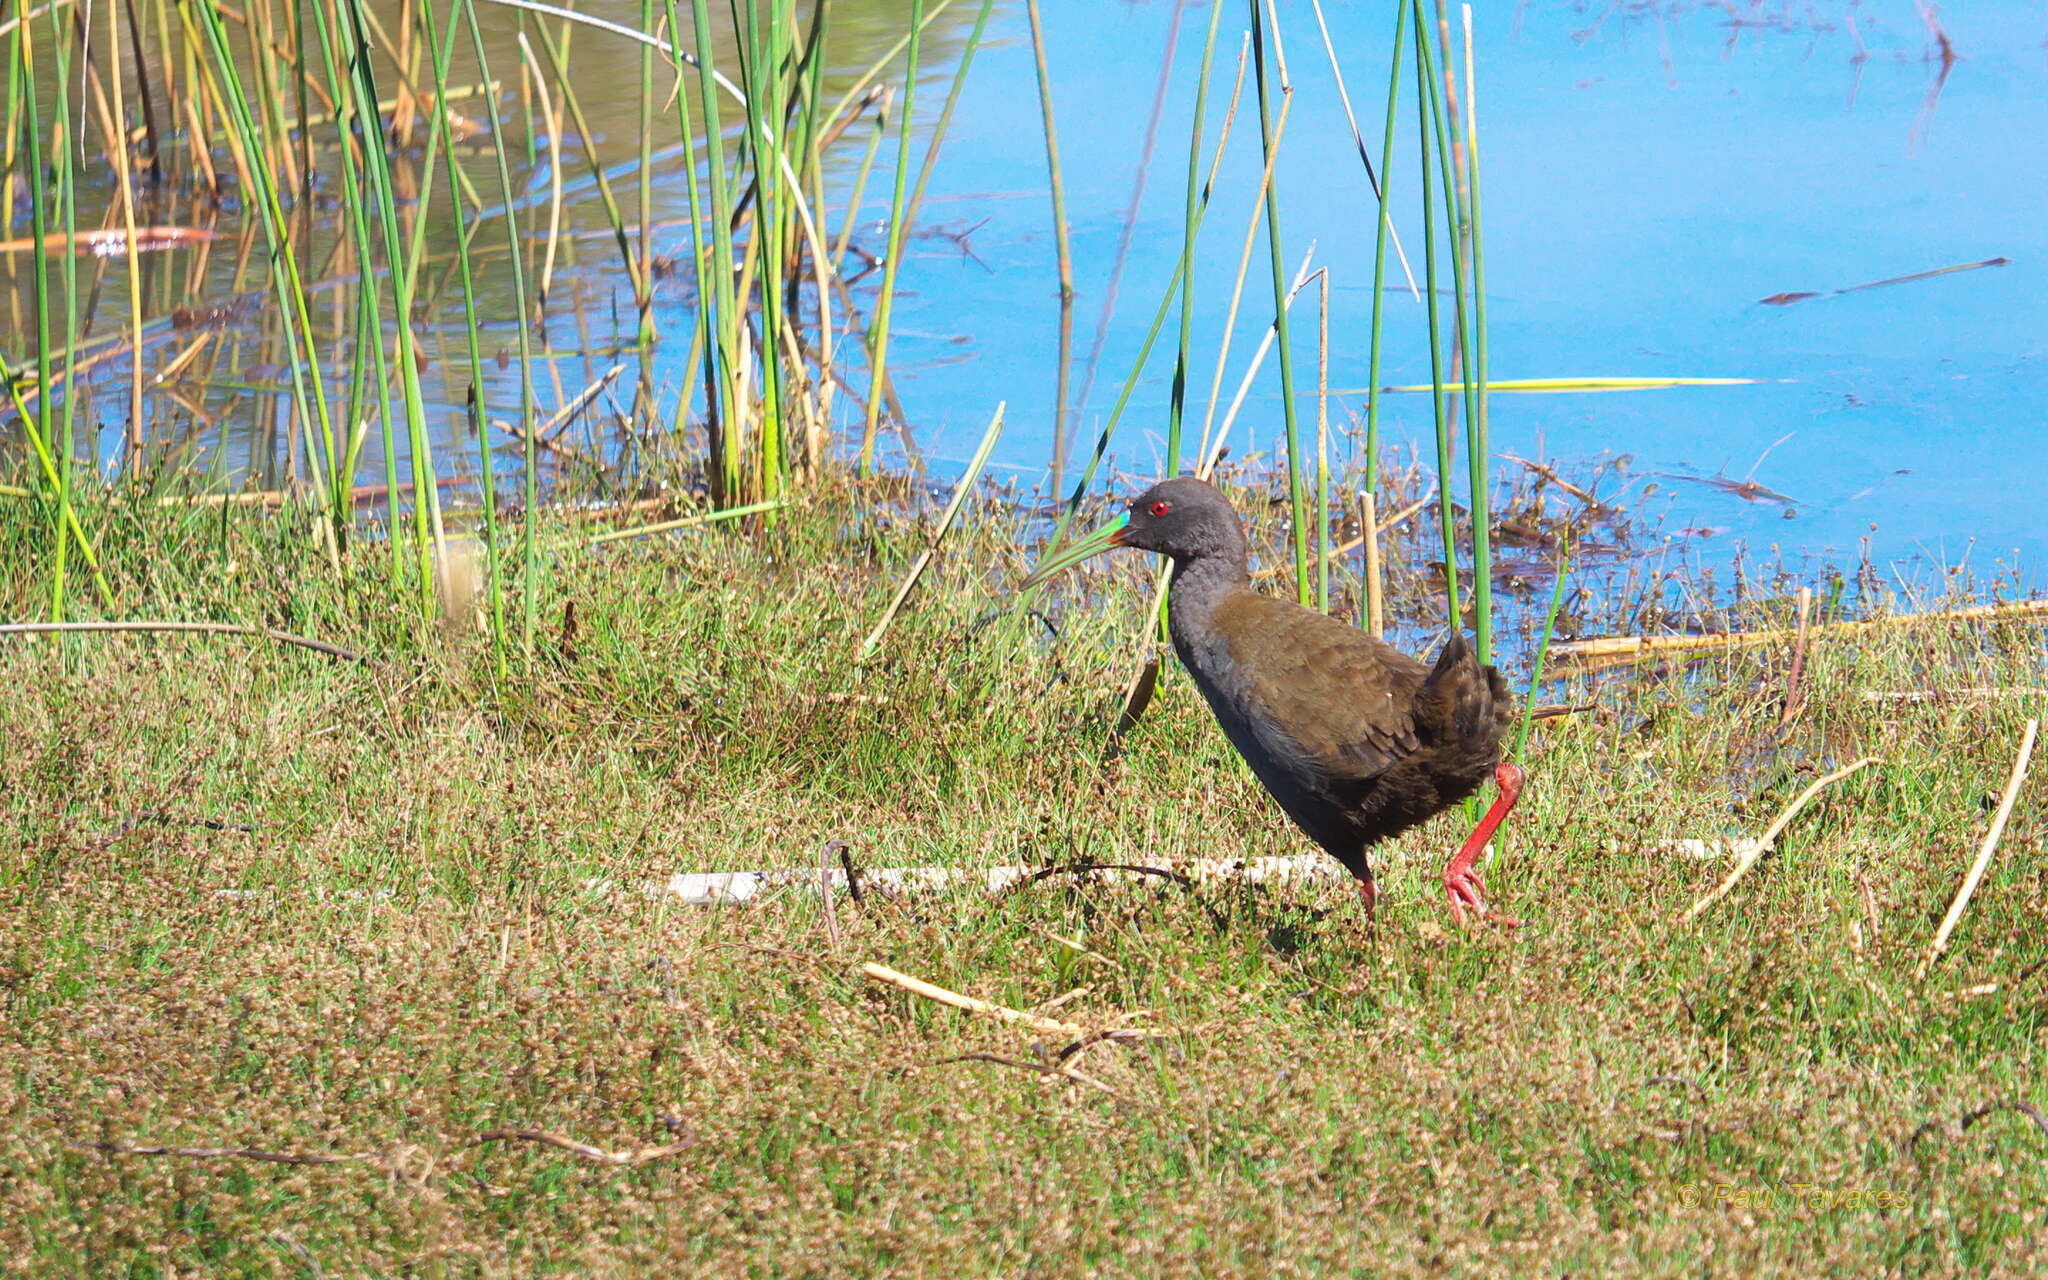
72 1141 360 1166
0 621 378 666
1905 1100 2048 1159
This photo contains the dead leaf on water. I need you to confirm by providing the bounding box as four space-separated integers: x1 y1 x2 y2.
1758 256 2008 306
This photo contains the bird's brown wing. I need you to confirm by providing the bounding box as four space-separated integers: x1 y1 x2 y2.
1210 591 1430 788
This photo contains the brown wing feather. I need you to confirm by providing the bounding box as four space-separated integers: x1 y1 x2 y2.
1212 593 1429 786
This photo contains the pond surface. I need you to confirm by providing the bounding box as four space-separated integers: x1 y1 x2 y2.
7 0 2043 587
892 0 2044 585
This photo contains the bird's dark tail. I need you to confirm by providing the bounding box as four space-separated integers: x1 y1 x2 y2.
1420 632 1515 744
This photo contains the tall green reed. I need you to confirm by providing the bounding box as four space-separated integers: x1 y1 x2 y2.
1247 0 1310 607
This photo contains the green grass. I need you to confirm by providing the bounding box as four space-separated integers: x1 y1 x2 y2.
2 482 2045 1274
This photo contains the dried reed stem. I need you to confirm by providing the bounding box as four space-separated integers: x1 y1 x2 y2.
861 962 1165 1039
1556 600 2048 670
1918 719 2038 979
1362 488 1385 637
1681 756 1882 924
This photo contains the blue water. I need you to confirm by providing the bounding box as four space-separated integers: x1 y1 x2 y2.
877 0 2046 579
12 1 2041 584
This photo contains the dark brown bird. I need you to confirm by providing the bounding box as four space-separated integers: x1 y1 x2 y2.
1023 476 1523 925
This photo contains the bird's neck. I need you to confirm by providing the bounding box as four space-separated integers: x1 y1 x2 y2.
1166 552 1250 635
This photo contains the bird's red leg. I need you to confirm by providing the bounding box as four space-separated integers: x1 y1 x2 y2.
1442 761 1524 927
1357 870 1378 921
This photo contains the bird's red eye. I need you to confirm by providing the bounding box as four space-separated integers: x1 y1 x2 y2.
1148 501 1171 517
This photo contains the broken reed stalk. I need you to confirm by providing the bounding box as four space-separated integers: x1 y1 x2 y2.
1361 488 1385 638
817 841 842 946
1779 585 1813 727
1918 719 2038 979
1250 493 1428 581
1315 268 1332 612
1555 599 2048 670
860 962 1165 1039
1681 756 1881 924
1196 248 1318 479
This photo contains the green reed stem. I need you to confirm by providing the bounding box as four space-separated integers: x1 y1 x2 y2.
1411 0 1457 629
659 0 712 440
1417 0 1484 654
1249 0 1308 606
190 0 341 542
738 0 787 498
636 0 656 350
857 0 923 476
1363 0 1406 505
460 0 541 655
1461 6 1494 663
1022 0 1073 490
311 0 402 564
1513 534 1573 760
49 5 78 619
424 0 507 673
334 0 439 603
1168 0 1226 478
685 0 742 501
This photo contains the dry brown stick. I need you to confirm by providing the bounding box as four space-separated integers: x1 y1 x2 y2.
1681 756 1882 924
1501 452 1606 510
1904 1100 2048 1158
0 621 378 666
938 1051 1126 1100
861 962 1166 1039
818 840 844 946
937 1048 1130 1097
492 415 603 469
538 363 627 440
1919 719 2039 979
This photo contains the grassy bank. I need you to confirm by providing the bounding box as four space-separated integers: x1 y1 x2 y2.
2 481 2045 1275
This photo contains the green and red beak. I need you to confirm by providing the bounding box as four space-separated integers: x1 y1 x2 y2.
1019 511 1129 590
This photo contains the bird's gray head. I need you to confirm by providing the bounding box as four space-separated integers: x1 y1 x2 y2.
1019 475 1250 590
1116 476 1248 565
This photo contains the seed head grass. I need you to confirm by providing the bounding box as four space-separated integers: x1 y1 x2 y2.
1 477 2044 1275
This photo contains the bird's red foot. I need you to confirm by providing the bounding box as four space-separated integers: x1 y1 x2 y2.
1443 862 1521 928
1440 761 1525 929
